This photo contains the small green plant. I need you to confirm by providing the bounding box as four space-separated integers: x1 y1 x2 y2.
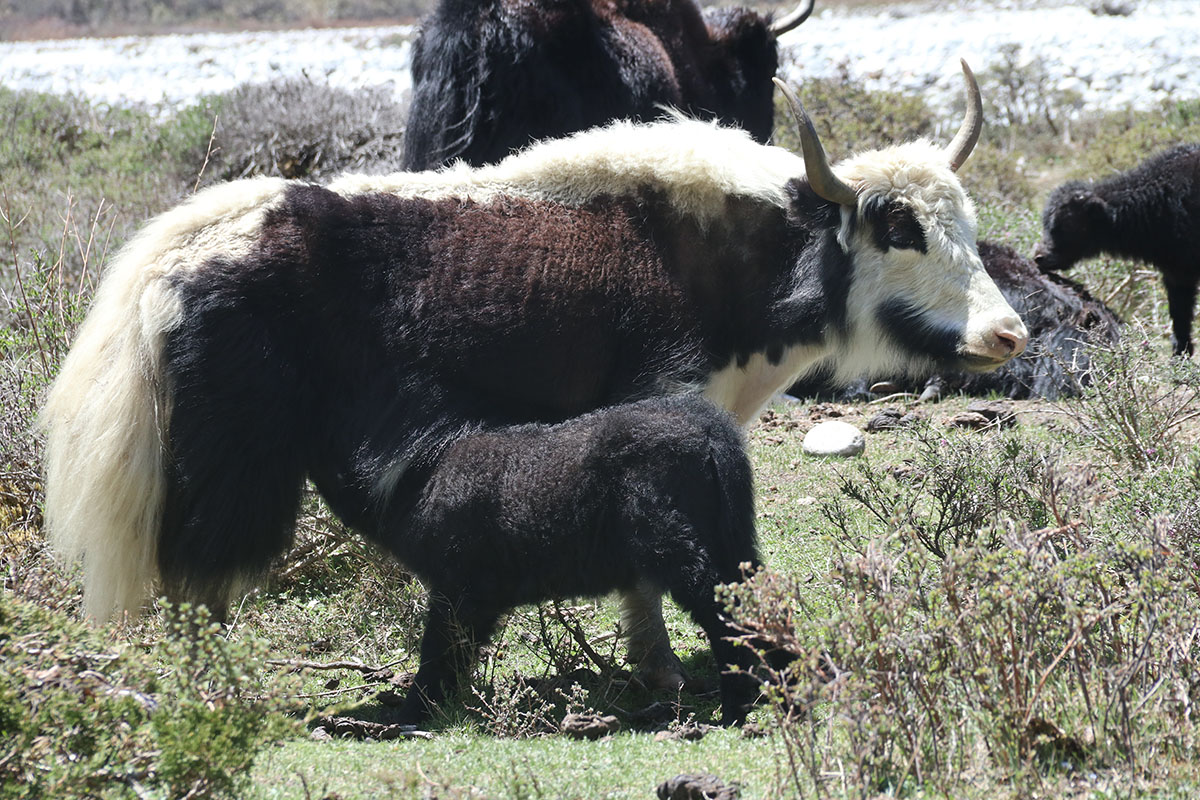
150 602 299 800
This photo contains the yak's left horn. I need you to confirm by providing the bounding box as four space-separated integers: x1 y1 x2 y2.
946 59 983 172
769 0 815 36
773 77 858 207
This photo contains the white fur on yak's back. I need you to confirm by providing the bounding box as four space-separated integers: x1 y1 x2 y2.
328 117 805 223
41 177 288 622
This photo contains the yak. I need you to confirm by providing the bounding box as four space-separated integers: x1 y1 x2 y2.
400 0 815 170
1035 143 1200 355
42 63 1026 696
386 394 759 724
789 240 1121 401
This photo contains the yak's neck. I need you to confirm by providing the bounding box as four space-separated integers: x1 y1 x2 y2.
703 344 826 426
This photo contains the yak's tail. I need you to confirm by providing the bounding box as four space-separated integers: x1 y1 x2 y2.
40 179 286 622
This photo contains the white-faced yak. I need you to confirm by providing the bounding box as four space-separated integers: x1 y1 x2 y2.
401 0 815 170
41 62 1027 697
1036 143 1200 355
387 395 758 724
788 240 1120 401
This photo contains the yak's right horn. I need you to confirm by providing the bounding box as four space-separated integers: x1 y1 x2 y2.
773 77 858 207
769 0 816 36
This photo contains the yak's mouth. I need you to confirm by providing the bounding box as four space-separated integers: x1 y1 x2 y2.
958 350 1019 372
1032 242 1066 272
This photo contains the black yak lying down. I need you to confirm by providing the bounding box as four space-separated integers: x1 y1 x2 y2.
1036 143 1200 355
787 240 1120 401
386 395 760 724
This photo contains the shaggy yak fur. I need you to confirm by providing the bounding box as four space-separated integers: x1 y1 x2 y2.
1036 143 1200 355
789 240 1121 401
389 395 760 724
401 0 813 170
42 78 1025 705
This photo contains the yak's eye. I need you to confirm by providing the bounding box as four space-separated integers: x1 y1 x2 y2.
885 205 927 253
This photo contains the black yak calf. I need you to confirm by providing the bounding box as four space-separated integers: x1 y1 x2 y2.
1036 143 1200 355
385 395 761 725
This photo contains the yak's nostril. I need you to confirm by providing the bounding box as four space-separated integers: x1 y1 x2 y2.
994 328 1028 357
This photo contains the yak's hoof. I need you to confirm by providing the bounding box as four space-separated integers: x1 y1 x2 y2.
632 647 688 691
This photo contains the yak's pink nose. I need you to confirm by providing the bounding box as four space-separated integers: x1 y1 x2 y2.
992 325 1028 359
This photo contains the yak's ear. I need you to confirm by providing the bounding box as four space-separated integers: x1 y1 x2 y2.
1084 194 1113 224
785 177 843 231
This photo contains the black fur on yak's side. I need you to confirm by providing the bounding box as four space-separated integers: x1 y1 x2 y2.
401 0 787 170
1037 143 1200 355
380 394 761 724
151 179 833 603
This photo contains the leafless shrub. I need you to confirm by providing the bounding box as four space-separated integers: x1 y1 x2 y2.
203 77 410 183
726 450 1200 797
1062 329 1200 470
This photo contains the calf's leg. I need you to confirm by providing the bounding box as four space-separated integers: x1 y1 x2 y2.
398 592 499 724
1163 275 1197 356
620 582 687 690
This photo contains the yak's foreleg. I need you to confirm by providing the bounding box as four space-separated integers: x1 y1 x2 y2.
398 592 498 724
619 580 687 690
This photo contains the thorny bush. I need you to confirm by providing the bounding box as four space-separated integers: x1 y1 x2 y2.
726 431 1200 798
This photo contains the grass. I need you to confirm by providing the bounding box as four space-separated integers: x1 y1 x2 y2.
5 14 1200 798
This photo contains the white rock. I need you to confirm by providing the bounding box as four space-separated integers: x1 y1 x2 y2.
802 421 865 458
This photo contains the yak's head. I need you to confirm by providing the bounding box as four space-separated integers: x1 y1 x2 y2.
698 0 815 143
776 61 1027 381
1034 181 1109 272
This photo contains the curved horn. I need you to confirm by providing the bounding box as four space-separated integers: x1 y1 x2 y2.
773 77 858 207
769 0 816 36
946 59 983 172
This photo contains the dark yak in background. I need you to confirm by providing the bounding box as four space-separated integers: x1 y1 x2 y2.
401 0 814 170
1036 143 1200 355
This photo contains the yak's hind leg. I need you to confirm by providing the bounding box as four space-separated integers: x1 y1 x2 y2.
398 592 499 724
157 273 310 621
1163 274 1198 356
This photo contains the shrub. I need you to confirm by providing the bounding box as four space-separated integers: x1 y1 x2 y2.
820 427 1058 558
198 77 409 184
1064 332 1200 470
728 463 1200 796
0 595 297 800
1069 98 1200 179
150 603 299 800
773 63 933 160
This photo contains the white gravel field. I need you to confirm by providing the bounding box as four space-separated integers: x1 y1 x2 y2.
0 0 1195 118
